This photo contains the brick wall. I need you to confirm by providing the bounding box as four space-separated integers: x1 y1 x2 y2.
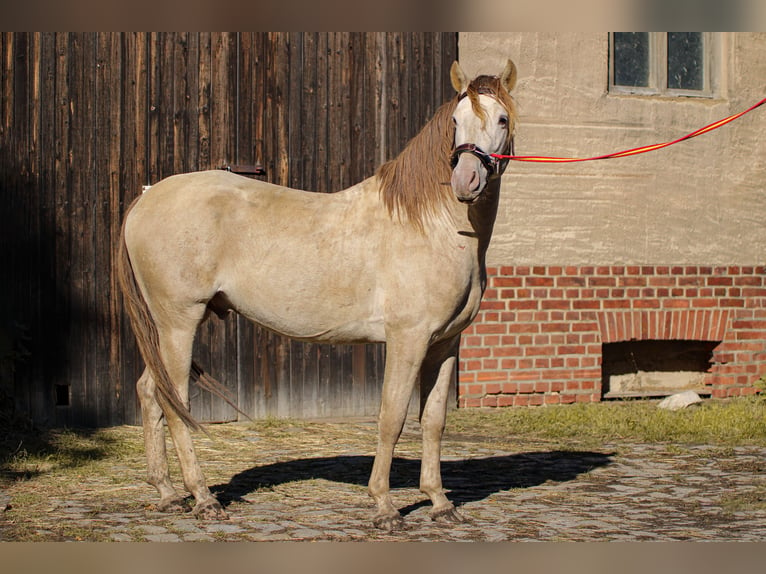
458 265 766 407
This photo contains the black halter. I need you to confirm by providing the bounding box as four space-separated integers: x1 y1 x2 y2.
450 143 502 176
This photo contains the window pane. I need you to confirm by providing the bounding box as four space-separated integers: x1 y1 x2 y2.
667 32 703 90
613 32 649 87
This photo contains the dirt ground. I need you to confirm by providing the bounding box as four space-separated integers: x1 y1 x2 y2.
2 416 766 541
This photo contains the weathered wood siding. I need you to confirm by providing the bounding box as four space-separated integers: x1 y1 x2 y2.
0 32 458 426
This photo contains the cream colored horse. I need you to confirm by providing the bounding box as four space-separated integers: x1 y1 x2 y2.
118 60 517 530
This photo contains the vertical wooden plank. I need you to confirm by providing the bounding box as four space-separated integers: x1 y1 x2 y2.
172 32 189 175
273 33 290 187
50 32 70 426
61 32 97 426
313 33 329 194
2 33 29 417
35 33 59 422
208 32 238 422
187 32 214 421
95 32 124 426
287 32 303 191
234 32 254 419
117 32 149 425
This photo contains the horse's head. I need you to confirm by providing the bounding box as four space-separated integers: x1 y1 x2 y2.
449 60 517 204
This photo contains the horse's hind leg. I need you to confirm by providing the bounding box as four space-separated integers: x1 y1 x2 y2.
418 336 466 523
136 368 186 512
155 315 228 520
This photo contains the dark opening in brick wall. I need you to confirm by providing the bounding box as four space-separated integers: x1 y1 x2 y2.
601 339 720 398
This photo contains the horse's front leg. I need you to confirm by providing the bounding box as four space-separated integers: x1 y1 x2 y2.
368 335 429 530
419 336 467 523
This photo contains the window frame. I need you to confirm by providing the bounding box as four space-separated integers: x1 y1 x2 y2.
609 32 717 98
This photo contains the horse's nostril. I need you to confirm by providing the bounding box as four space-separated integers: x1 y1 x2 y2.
469 171 480 191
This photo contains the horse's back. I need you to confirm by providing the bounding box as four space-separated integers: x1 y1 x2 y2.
123 170 389 342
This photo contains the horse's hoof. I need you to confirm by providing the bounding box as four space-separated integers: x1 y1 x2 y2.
430 505 468 524
192 499 229 520
157 497 189 513
372 512 406 531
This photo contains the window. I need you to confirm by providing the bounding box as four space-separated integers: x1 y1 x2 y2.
610 32 715 97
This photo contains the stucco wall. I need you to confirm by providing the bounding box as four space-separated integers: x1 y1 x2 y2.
458 32 766 266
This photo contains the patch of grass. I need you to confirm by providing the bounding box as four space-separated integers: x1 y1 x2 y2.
720 486 766 513
447 396 766 447
1 426 143 485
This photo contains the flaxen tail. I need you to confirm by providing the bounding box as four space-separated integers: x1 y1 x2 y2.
117 198 202 431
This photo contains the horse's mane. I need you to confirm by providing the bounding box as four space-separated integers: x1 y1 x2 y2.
376 75 516 230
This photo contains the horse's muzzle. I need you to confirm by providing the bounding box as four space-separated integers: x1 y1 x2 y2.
450 144 500 176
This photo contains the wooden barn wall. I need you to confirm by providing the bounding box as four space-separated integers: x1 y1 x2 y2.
0 32 458 427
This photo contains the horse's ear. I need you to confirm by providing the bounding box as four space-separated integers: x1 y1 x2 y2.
450 61 468 93
500 59 517 93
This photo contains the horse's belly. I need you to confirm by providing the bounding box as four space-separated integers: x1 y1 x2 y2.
227 287 386 345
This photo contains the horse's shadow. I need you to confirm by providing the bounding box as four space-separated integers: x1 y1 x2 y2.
210 450 613 516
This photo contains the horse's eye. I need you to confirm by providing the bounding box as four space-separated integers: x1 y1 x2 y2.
452 117 458 127
499 116 509 128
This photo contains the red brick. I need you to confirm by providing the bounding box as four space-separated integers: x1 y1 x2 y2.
494 276 523 287
541 322 571 333
510 370 542 381
507 300 539 310
542 300 571 310
589 277 617 287
493 346 522 357
742 288 766 298
634 299 660 309
526 276 555 287
619 276 646 287
525 345 556 357
604 300 630 309
466 384 484 395
483 395 498 407
485 383 501 394
476 371 508 382
460 347 491 358
735 276 762 286
558 276 586 287
663 299 690 308
476 324 507 334
497 395 516 407
558 345 586 355
573 300 601 310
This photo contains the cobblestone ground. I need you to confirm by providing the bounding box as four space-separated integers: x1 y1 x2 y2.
2 418 766 541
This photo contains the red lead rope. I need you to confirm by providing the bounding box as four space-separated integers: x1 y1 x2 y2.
492 96 766 163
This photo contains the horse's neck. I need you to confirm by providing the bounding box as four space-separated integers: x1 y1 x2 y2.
466 178 501 262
